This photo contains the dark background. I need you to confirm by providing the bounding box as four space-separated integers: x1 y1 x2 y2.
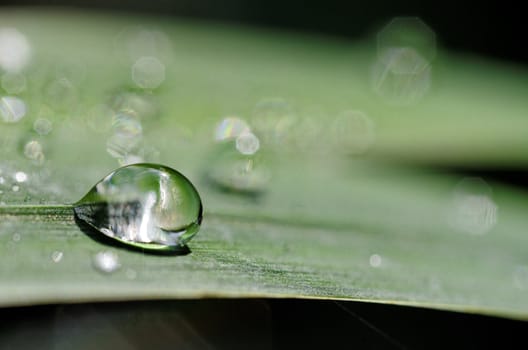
1 0 525 64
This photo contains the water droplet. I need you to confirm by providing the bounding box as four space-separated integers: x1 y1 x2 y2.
11 185 19 192
24 140 45 164
14 171 27 183
12 233 20 242
0 28 31 72
206 141 271 195
74 164 202 251
369 254 382 267
51 250 64 263
132 56 165 89
1 72 26 94
92 251 121 273
33 118 53 135
0 96 26 123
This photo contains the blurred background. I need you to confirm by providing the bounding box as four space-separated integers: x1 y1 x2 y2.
1 0 525 64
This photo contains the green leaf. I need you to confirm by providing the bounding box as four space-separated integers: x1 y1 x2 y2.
1 9 528 320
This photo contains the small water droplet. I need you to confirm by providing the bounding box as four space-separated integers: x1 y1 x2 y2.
74 164 202 251
23 140 45 165
14 171 27 183
51 250 63 263
11 185 19 192
206 140 271 195
92 251 121 273
12 233 20 242
369 254 382 267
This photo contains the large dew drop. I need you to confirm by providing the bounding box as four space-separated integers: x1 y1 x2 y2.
74 164 202 251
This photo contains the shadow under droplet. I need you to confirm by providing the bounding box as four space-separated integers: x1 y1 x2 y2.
74 213 191 256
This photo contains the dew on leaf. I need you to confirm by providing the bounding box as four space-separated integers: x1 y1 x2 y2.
74 163 202 251
206 140 270 195
14 171 27 183
51 250 64 263
92 251 121 273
